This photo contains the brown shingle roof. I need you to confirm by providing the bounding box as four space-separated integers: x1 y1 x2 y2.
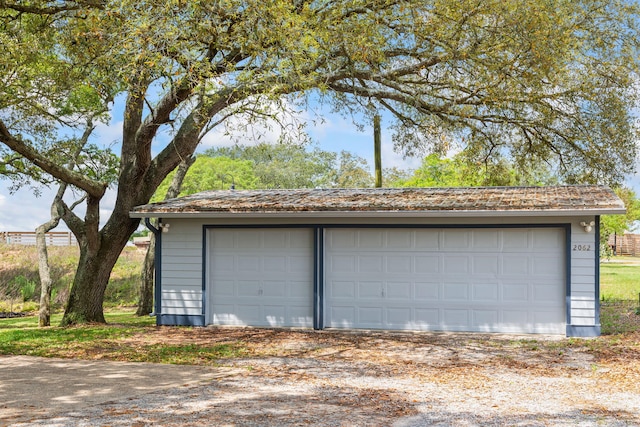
130 185 625 217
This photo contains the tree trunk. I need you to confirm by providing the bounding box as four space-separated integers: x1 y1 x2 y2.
136 231 155 316
61 203 139 325
62 247 115 324
36 183 70 327
36 226 54 327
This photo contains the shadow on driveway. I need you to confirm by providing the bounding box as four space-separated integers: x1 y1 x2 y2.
0 355 237 425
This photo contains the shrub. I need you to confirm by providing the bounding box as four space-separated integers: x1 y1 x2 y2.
13 275 38 302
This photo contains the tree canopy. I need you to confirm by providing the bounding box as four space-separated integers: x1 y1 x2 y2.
155 143 374 198
1 0 639 324
601 187 640 254
404 152 560 187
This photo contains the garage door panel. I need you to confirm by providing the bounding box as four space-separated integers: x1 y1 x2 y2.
262 281 286 297
360 230 384 247
237 232 260 248
443 282 469 300
415 255 440 273
238 256 260 271
473 256 499 275
263 256 286 272
262 230 286 247
212 280 235 297
387 230 412 248
213 255 235 271
443 230 471 249
415 308 439 325
503 231 529 249
443 309 469 327
472 231 500 250
503 283 529 302
387 282 412 299
415 282 440 299
290 255 313 272
331 306 355 327
359 255 383 272
238 281 260 297
415 230 440 249
502 256 529 275
290 281 312 298
359 307 384 326
209 228 313 327
533 230 564 248
533 256 564 275
444 256 469 274
359 281 383 298
330 230 357 248
232 304 262 323
331 255 356 273
503 310 528 324
387 256 411 273
387 308 412 326
331 281 355 298
473 310 499 329
473 283 499 301
212 305 240 325
533 284 562 302
325 227 565 334
264 305 286 321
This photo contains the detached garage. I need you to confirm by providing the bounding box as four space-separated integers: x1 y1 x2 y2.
130 186 625 337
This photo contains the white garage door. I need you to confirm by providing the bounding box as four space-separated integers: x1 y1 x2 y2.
209 228 314 327
325 228 566 334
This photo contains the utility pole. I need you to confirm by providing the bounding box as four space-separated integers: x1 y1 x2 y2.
374 113 382 187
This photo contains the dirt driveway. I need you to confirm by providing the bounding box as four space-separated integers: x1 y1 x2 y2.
2 328 640 426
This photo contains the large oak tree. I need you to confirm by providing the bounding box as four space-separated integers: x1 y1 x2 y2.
1 0 639 324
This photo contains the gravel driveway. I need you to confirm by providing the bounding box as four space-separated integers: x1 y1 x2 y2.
4 328 640 426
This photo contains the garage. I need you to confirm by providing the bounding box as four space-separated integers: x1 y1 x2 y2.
130 185 626 336
208 228 314 327
324 227 566 334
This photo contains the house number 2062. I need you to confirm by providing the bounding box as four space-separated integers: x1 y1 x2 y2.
573 244 591 251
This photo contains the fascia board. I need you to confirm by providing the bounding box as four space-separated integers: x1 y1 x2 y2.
129 208 625 219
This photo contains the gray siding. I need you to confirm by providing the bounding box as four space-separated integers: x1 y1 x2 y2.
160 219 203 316
157 215 600 334
569 218 598 328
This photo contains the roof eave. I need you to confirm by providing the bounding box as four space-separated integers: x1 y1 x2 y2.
129 208 625 219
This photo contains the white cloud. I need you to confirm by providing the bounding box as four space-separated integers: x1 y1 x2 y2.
199 100 313 151
0 181 122 232
93 120 124 149
0 184 59 231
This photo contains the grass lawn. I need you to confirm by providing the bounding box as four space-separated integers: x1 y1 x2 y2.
0 309 247 364
600 258 640 301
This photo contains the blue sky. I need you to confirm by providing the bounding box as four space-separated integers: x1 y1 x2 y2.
0 100 423 231
1 93 639 232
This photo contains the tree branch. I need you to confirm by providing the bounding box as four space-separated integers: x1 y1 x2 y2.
0 119 106 198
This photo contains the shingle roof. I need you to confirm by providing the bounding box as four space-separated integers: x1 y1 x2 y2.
130 185 625 217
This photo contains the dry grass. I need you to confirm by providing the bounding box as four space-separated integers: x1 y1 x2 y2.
0 243 146 309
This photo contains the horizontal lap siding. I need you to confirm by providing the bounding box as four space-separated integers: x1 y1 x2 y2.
161 219 203 315
570 219 598 327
